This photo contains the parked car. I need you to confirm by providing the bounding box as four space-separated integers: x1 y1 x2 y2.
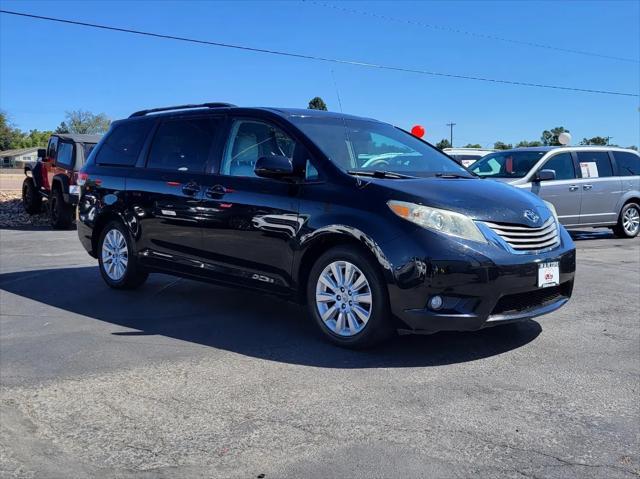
77 103 575 348
471 146 640 238
443 147 494 167
22 133 102 229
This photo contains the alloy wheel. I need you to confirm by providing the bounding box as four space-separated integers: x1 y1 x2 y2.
101 229 129 281
315 260 372 337
623 206 640 236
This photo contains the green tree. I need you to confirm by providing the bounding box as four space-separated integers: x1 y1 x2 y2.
307 97 328 111
516 140 543 147
493 141 513 150
55 110 111 135
579 136 608 146
627 145 638 151
463 143 482 148
435 139 452 150
0 111 17 150
541 126 569 146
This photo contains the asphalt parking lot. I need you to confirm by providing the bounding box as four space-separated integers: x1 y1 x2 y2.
1 226 638 479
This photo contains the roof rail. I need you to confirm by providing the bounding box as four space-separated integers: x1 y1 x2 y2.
129 102 237 118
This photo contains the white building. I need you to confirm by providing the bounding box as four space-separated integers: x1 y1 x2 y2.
0 147 40 168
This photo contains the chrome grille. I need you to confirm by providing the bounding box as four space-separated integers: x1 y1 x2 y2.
483 217 560 252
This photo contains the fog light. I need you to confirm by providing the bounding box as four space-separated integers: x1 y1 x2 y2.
429 295 444 310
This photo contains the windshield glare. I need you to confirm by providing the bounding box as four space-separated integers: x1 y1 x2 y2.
471 150 547 178
289 117 469 177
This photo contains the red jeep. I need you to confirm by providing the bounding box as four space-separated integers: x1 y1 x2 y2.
22 133 101 229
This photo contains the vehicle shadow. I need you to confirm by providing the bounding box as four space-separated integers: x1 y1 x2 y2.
0 266 542 369
568 228 615 242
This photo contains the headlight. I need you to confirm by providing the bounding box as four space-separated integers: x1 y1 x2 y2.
387 200 487 243
543 200 558 221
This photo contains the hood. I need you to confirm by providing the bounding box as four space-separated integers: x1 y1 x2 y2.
369 177 552 226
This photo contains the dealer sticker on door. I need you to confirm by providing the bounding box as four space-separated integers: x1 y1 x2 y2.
538 262 559 288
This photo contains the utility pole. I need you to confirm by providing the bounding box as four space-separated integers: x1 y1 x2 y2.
446 122 456 147
606 136 613 145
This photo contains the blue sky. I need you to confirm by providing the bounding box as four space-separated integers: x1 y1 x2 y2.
1 0 639 147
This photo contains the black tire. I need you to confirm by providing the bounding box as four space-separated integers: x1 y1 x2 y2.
50 187 74 230
22 178 42 214
612 202 640 238
306 245 394 348
98 220 149 289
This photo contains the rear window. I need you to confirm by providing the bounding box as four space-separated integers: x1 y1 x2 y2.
614 151 640 176
95 121 152 167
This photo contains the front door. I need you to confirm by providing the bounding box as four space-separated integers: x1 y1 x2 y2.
575 151 622 225
129 116 222 269
530 152 582 227
198 118 302 291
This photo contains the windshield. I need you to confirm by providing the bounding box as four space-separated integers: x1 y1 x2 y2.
471 150 547 178
289 116 470 177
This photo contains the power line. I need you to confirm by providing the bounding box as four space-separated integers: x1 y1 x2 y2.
1 9 638 98
305 0 640 64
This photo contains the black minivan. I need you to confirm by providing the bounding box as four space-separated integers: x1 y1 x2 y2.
77 103 576 348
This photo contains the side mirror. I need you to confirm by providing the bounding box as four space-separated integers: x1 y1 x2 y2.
535 169 556 182
254 155 295 180
37 148 47 160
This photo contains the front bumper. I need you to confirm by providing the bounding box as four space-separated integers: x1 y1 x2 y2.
383 225 576 334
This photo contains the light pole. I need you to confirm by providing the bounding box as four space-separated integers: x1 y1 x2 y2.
446 122 456 147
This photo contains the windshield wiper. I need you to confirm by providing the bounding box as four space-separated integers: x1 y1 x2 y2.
434 172 474 179
347 170 415 179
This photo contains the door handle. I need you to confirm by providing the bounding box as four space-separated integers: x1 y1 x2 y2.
205 184 231 198
181 181 200 196
569 185 579 191
583 184 593 191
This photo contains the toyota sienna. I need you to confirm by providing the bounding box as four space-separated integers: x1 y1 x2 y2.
77 103 576 348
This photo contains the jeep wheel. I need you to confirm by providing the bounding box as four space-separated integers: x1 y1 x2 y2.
98 220 148 289
307 245 394 348
50 188 74 229
22 178 42 214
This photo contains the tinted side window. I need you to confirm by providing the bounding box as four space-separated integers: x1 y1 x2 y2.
576 151 613 178
221 120 298 178
614 151 640 176
95 121 152 167
56 142 74 169
147 118 220 172
541 153 575 180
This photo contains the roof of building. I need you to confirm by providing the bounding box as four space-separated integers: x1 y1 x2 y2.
0 147 41 157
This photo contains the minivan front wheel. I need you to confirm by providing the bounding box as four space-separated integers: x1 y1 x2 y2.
613 202 640 238
307 245 393 348
98 221 148 289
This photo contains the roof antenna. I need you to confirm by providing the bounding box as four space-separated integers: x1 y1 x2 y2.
330 69 364 187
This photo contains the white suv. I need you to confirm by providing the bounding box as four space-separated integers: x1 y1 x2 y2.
471 146 640 238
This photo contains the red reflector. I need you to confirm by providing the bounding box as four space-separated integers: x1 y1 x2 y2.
220 203 233 209
166 181 181 186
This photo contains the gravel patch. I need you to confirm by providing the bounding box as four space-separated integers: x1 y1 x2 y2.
0 191 50 228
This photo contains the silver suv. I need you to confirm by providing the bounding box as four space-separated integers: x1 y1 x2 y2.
471 146 640 238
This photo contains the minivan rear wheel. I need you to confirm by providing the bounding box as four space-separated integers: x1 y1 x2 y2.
98 220 148 289
613 202 640 238
306 245 393 348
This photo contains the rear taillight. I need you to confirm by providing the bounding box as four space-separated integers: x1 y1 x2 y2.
77 172 89 186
